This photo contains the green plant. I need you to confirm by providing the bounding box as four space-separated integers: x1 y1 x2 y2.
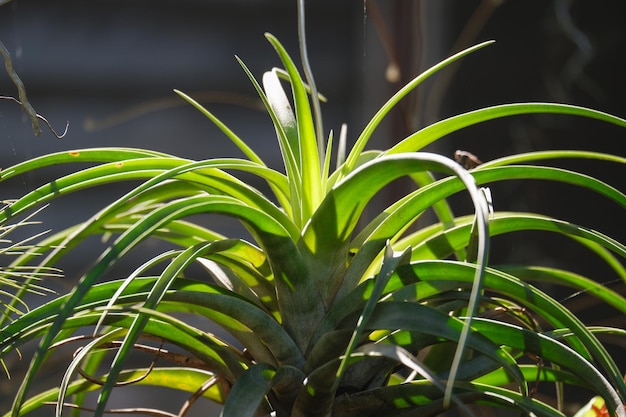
1 4 625 417
0 203 61 337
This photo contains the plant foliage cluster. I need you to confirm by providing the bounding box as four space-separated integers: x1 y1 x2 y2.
0 3 625 417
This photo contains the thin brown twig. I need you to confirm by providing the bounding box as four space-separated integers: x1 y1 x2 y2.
0 95 69 138
0 40 42 134
1 37 69 138
178 375 222 417
72 340 164 387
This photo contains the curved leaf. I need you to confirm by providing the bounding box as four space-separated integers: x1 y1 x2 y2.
405 212 626 261
332 378 565 417
174 89 265 166
470 318 625 415
0 157 293 235
386 103 626 154
10 194 316 417
0 147 172 181
335 244 411 389
364 302 524 389
393 261 625 396
94 240 249 416
342 40 495 177
303 152 485 302
499 265 626 315
0 278 247 380
474 364 585 387
479 149 626 169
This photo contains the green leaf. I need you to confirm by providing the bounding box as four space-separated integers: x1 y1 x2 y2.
236 55 302 225
303 153 486 306
332 379 565 417
93 240 238 416
57 328 126 417
174 89 265 165
0 157 294 234
335 244 411 387
6 368 224 417
499 265 626 315
393 261 625 396
161 287 304 369
266 33 323 223
406 212 626 261
344 161 624 291
263 69 300 165
470 318 624 414
474 364 585 387
296 301 523 417
357 343 476 417
9 194 310 417
341 40 495 178
479 149 626 169
0 278 246 379
364 302 524 390
386 103 626 154
0 147 171 181
220 363 275 417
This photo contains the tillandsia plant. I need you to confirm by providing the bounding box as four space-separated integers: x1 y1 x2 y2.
1 2 626 417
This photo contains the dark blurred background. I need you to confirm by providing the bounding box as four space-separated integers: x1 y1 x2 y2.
1 0 625 415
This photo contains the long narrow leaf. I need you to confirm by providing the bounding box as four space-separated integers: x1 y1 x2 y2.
479 149 626 169
0 148 172 181
498 265 626 315
266 33 323 222
236 56 302 225
386 103 626 155
335 244 411 387
174 89 265 165
9 194 308 417
405 212 625 260
57 329 126 417
341 40 495 177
